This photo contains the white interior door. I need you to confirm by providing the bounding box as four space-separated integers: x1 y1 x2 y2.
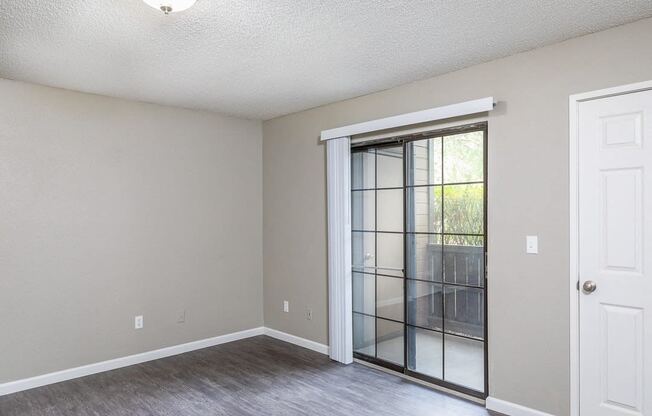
579 89 652 416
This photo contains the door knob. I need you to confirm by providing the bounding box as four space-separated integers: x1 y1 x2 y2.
582 280 597 294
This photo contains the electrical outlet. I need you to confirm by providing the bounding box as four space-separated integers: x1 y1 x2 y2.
283 300 289 313
134 315 144 329
177 309 186 324
306 308 313 321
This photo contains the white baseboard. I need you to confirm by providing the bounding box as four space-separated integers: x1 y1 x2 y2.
263 327 330 355
486 397 555 416
0 326 265 397
0 326 331 397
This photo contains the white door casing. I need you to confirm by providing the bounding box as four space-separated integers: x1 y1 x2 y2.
577 88 652 416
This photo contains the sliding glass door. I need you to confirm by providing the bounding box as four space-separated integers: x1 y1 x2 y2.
351 123 487 398
351 144 405 367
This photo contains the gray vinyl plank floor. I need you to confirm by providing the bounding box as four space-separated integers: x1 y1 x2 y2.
0 335 499 415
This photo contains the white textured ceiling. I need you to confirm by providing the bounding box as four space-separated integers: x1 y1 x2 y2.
1 1 651 120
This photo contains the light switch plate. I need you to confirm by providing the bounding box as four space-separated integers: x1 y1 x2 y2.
526 235 538 254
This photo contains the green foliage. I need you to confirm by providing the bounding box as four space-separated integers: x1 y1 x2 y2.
444 184 483 235
426 185 483 246
427 132 484 246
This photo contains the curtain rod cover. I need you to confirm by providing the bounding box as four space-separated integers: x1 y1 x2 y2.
320 97 494 141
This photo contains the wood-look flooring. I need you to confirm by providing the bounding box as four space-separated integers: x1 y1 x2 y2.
0 335 500 415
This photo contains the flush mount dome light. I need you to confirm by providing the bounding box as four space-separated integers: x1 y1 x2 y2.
143 0 197 14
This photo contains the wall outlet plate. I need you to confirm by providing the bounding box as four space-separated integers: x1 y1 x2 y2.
306 308 313 320
134 315 144 329
177 309 186 324
283 300 289 313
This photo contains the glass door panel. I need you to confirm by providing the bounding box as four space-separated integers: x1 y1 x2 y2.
376 232 404 277
352 272 375 315
352 190 375 231
407 327 443 379
352 231 374 273
406 280 443 331
406 129 486 395
352 125 486 398
353 313 375 356
377 275 404 322
444 335 485 391
351 146 405 368
377 318 404 365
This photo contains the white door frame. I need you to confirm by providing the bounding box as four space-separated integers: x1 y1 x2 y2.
569 79 652 416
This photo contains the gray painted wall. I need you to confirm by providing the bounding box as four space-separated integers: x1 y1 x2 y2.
0 79 263 383
262 18 652 416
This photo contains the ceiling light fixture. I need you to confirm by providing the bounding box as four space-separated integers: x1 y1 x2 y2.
143 0 197 14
